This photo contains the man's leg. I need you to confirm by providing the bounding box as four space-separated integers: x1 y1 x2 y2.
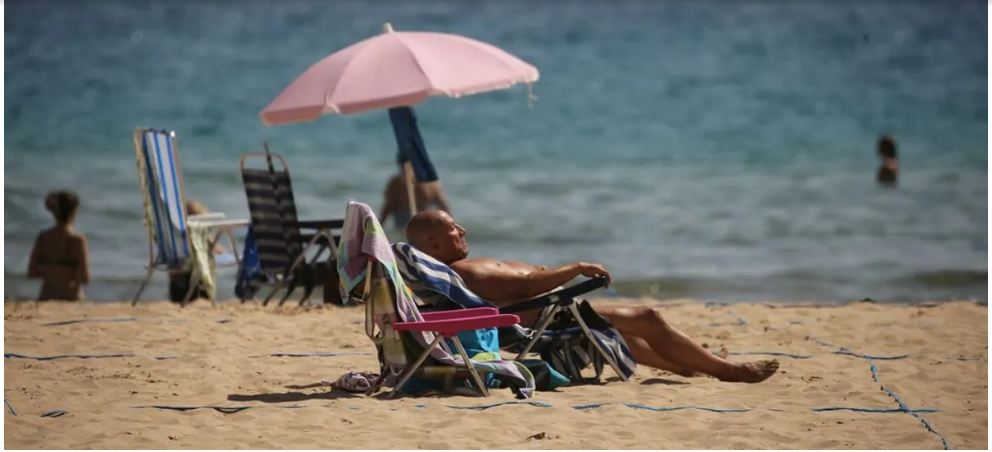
624 336 698 377
596 305 779 383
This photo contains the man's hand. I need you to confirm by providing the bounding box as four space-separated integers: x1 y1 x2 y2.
575 262 612 285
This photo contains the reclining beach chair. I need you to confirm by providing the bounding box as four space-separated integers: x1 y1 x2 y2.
240 144 343 306
338 201 535 398
131 128 240 306
392 242 635 384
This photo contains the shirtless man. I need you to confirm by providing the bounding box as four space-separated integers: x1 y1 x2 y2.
28 190 90 301
405 210 779 383
379 172 451 229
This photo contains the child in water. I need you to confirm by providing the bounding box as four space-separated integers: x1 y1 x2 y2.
28 190 90 300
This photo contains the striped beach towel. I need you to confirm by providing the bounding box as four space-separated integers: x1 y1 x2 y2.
392 242 493 309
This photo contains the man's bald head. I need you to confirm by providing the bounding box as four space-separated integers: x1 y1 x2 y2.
405 209 468 263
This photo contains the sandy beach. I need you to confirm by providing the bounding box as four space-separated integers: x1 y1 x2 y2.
3 297 986 449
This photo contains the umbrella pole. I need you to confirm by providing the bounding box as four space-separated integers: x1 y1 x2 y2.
403 161 418 214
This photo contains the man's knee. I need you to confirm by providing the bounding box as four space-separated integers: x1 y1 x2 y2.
632 307 668 328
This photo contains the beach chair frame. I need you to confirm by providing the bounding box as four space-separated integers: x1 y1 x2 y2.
391 242 629 383
358 262 520 398
499 277 630 382
239 145 343 306
131 128 241 306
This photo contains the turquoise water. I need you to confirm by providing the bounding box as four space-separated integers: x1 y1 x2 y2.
5 0 987 303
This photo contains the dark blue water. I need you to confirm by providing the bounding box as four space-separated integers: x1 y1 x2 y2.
5 0 987 303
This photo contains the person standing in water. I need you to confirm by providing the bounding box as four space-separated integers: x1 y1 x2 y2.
28 190 90 301
379 154 451 229
876 135 899 187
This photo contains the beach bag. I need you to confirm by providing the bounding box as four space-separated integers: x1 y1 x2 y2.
540 301 636 383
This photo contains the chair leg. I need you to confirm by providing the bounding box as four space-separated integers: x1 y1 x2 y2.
450 336 489 396
277 279 299 306
182 271 201 307
514 306 561 360
132 267 155 306
390 334 444 398
568 303 628 381
261 283 282 306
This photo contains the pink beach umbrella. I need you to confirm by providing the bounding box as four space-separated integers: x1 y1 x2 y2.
260 22 539 125
260 23 538 212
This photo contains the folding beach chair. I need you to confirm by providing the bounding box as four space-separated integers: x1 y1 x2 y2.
392 242 635 384
240 144 344 306
132 128 240 306
339 201 535 398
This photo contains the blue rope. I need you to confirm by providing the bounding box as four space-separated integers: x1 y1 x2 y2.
572 402 751 413
5 353 177 361
835 349 908 360
43 317 139 327
265 352 374 358
868 359 950 449
729 351 812 359
446 401 553 410
806 335 948 449
5 353 134 360
40 409 68 418
812 406 939 413
135 405 253 414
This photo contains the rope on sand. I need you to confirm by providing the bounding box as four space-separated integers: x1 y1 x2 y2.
805 335 949 449
134 405 254 414
728 351 812 359
4 399 17 416
4 353 135 360
43 317 139 327
867 360 950 450
264 351 374 358
812 406 939 414
805 336 910 360
40 409 68 418
835 349 909 360
572 402 751 413
445 400 553 410
4 353 179 361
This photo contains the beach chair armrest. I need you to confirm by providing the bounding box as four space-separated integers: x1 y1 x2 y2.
394 314 520 336
297 219 345 230
421 307 498 321
188 212 226 221
500 277 609 314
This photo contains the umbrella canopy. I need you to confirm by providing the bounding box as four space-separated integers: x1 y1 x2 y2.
260 23 539 125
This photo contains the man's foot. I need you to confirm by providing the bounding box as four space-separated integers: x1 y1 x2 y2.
718 360 780 383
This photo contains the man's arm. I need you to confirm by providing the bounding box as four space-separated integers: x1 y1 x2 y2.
452 260 610 301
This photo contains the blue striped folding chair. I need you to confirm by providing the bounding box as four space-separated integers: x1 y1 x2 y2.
131 128 239 305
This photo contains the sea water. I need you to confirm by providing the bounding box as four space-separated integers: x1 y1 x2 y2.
4 0 987 303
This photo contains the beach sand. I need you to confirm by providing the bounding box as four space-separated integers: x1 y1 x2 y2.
3 298 986 449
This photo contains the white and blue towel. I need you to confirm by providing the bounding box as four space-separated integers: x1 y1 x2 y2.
392 242 494 309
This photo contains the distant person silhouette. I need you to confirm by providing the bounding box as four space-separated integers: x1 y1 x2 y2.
28 190 90 301
379 166 451 229
876 135 899 187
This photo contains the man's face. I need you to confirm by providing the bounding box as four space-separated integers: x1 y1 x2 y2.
431 211 469 262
